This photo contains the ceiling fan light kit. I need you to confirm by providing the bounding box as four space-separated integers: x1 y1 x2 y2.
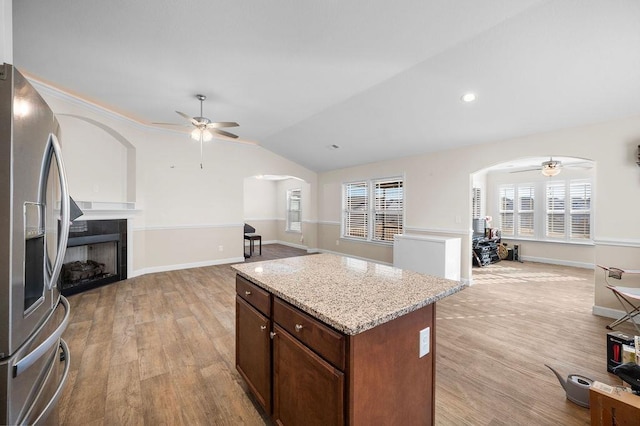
541 159 562 177
154 94 242 168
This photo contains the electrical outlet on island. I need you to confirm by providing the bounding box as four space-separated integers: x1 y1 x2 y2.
419 327 430 358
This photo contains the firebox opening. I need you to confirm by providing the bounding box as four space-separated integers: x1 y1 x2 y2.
60 219 127 296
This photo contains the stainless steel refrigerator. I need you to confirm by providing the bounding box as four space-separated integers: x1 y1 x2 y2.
0 63 72 425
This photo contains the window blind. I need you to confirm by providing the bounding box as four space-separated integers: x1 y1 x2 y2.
373 179 403 242
342 178 403 243
344 182 368 239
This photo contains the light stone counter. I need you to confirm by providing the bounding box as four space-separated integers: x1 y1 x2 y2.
232 253 466 335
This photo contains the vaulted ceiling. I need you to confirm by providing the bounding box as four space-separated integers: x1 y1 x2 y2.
12 1 640 172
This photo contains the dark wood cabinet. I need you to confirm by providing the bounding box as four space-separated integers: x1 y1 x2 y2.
235 295 272 414
235 274 436 425
272 324 344 426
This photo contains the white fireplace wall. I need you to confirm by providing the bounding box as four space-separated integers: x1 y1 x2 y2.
33 81 318 277
57 114 129 202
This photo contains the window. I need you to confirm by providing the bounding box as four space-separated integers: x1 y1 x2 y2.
546 183 565 238
545 180 591 240
570 181 591 239
342 178 403 243
472 188 482 219
498 185 515 236
286 189 302 232
498 179 591 243
517 185 535 237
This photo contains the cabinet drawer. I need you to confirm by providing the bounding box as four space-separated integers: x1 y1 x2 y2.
236 275 271 316
273 298 345 371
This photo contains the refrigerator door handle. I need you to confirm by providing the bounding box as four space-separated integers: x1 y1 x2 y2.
13 296 70 378
28 339 71 426
46 133 70 290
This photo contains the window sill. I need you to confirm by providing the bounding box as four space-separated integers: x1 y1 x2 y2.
340 237 394 246
500 237 594 247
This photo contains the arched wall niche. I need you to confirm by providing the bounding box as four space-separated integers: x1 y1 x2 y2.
57 114 136 203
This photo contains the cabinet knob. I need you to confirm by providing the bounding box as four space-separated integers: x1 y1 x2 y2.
270 332 277 339
295 324 304 332
260 325 267 331
245 290 251 296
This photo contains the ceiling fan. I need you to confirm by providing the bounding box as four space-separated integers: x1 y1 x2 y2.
153 94 255 168
510 157 592 177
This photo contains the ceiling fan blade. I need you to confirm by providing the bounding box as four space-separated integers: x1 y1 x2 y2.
206 121 239 129
151 121 188 126
212 128 239 139
175 110 199 126
509 168 540 174
211 132 259 146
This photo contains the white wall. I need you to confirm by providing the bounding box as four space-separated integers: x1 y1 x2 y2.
57 115 129 202
1 0 12 64
275 178 313 248
484 164 595 268
317 114 640 313
243 177 278 242
32 81 318 276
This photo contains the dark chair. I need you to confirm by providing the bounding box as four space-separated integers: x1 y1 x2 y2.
244 223 262 258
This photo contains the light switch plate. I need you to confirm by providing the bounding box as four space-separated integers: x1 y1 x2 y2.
419 327 430 358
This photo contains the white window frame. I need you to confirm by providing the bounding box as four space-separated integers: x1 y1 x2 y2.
342 177 404 244
498 185 515 237
286 188 302 233
498 179 592 243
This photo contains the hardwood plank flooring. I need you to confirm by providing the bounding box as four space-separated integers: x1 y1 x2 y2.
59 247 637 425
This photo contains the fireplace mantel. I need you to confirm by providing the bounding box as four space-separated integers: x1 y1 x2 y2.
73 200 138 221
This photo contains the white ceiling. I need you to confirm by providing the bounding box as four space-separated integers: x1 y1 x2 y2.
12 1 640 172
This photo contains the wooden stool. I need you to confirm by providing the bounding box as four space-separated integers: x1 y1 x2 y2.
244 233 262 258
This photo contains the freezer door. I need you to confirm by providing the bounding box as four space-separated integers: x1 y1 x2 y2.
0 298 69 425
0 66 70 357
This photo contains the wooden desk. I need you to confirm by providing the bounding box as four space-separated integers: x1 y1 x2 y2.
590 381 640 425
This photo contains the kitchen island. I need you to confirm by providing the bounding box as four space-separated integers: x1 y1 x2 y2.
232 253 466 426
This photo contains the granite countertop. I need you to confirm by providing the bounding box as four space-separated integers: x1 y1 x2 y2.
231 253 466 335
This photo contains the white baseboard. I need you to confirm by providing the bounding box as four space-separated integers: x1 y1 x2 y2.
130 256 245 277
519 256 594 270
592 305 629 321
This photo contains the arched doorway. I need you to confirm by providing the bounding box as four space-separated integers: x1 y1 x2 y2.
470 156 595 280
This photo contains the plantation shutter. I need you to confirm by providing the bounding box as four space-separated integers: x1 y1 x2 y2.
517 185 535 237
499 185 514 236
472 188 482 219
570 181 591 239
546 183 565 238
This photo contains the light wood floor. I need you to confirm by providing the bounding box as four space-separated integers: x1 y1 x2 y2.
58 248 637 425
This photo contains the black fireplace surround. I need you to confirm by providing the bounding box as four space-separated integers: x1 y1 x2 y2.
60 219 127 296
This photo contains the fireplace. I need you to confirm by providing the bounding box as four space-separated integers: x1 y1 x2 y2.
60 219 127 296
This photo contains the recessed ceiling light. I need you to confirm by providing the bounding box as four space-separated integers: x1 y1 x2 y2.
461 93 477 103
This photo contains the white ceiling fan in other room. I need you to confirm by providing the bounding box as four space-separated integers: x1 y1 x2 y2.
153 94 257 168
510 157 593 177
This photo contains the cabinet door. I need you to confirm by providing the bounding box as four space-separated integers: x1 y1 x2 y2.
272 325 344 426
236 296 271 414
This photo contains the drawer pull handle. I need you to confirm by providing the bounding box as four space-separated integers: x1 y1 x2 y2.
270 332 277 339
260 325 267 331
295 324 304 332
245 290 251 296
